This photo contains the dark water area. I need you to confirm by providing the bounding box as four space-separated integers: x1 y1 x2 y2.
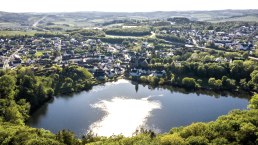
27 79 249 137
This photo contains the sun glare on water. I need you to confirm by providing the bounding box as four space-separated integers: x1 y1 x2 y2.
88 97 161 137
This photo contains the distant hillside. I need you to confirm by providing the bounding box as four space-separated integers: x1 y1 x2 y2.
0 11 43 24
38 10 258 21
209 15 258 22
1 10 258 29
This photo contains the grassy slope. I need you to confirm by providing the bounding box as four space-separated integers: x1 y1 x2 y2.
210 15 258 23
0 31 37 37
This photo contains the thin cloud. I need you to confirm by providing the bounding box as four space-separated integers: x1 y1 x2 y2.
1 0 258 12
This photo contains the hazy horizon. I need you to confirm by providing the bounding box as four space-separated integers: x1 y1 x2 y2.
1 0 258 13
2 9 258 14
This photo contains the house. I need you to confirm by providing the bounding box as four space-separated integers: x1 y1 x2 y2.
139 59 149 68
83 65 97 73
129 69 141 77
216 32 225 36
94 69 106 80
114 67 125 75
142 42 148 48
38 59 52 65
68 58 83 64
12 58 22 67
150 70 166 77
138 68 151 76
106 69 117 78
208 30 215 34
214 43 224 48
41 53 50 59
70 38 78 44
29 50 37 55
26 59 35 65
130 57 149 68
215 57 228 63
85 57 100 64
238 43 253 51
107 46 118 53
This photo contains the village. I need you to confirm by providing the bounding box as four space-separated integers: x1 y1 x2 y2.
0 21 258 80
1 6 258 144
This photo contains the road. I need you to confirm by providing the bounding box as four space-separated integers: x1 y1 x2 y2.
32 16 47 27
191 37 258 60
32 16 49 32
106 34 146 39
105 31 156 39
249 56 258 61
191 37 228 52
191 37 198 46
150 31 156 38
3 45 23 69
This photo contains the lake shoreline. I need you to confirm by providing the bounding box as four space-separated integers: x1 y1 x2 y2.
27 79 249 137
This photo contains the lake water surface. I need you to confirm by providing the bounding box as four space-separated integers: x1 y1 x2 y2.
28 79 249 137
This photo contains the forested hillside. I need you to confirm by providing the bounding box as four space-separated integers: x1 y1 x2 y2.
0 65 258 145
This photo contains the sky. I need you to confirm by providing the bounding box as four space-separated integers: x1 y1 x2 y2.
1 0 258 13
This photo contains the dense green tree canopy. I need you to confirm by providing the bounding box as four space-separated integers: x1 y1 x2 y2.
105 27 151 36
0 75 16 99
